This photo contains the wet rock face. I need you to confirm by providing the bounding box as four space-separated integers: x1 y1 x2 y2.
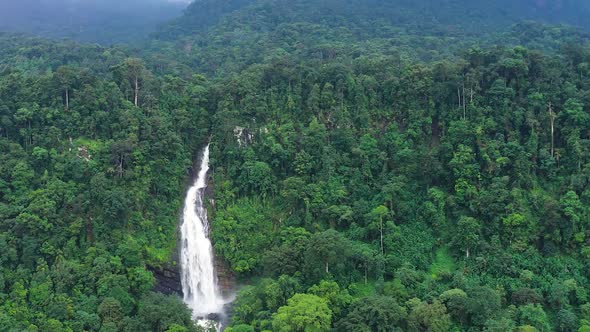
148 255 233 298
215 256 234 297
149 263 183 296
150 248 183 296
233 126 253 146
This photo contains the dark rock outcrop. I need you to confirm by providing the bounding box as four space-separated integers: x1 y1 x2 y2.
215 256 235 297
149 262 183 296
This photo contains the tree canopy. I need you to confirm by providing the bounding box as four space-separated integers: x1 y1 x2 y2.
2 0 590 331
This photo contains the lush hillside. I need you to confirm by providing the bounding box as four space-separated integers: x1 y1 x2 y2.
210 42 590 332
1 0 590 331
151 0 590 75
154 0 256 40
165 0 590 331
0 35 211 331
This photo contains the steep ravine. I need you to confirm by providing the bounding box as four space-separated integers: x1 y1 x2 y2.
150 144 235 329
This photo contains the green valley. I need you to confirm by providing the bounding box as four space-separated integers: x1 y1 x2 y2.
1 0 590 331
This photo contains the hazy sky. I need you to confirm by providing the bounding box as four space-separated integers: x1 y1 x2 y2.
0 0 190 43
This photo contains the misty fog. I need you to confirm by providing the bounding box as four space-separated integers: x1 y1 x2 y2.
0 0 190 44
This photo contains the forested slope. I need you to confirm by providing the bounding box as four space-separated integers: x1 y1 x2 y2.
173 1 590 331
211 43 590 332
1 0 590 331
0 36 210 331
151 0 590 75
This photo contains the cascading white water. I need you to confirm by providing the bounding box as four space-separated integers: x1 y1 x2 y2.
180 144 224 327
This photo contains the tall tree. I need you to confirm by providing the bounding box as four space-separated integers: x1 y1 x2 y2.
55 65 75 111
113 58 145 107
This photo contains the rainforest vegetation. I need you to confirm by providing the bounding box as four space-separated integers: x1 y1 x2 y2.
1 0 590 331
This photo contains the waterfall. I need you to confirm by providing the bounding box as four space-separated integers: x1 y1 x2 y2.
180 144 224 328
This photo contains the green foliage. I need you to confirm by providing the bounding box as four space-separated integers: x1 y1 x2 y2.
4 1 590 331
225 325 255 332
135 293 199 332
518 304 552 331
212 199 276 273
308 281 353 320
336 296 407 331
406 298 451 332
271 294 332 332
0 36 205 330
429 247 455 279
